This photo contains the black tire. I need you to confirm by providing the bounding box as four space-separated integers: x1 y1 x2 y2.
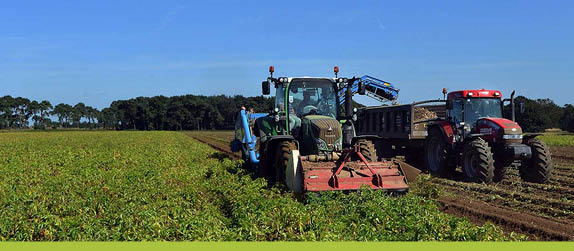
275 141 296 183
355 139 377 162
462 138 494 183
424 129 452 177
493 160 513 182
520 138 553 183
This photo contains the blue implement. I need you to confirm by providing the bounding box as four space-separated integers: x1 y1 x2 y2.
230 109 266 169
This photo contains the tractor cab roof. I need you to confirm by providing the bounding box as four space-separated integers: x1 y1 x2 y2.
283 77 338 82
448 89 502 100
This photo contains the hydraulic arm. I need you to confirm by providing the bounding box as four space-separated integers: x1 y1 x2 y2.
339 75 400 105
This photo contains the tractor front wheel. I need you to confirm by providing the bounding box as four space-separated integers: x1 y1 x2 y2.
275 141 297 184
520 138 553 183
462 138 494 183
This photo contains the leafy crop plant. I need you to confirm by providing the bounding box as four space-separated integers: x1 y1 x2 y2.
0 131 520 241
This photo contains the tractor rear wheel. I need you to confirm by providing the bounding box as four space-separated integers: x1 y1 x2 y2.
424 130 452 177
355 139 377 162
275 141 297 183
520 138 553 183
462 138 494 183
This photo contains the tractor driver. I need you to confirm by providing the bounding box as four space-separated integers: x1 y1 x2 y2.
297 90 317 116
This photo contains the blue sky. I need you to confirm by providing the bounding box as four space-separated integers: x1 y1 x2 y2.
1 0 572 109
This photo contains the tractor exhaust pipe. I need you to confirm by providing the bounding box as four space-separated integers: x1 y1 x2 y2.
342 77 355 149
511 90 516 122
345 78 353 119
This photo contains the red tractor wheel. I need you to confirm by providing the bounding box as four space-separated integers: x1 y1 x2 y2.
424 129 453 177
462 138 494 184
520 138 553 183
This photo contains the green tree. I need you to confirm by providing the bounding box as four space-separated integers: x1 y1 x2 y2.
507 96 563 132
72 103 86 128
38 100 53 128
52 103 73 128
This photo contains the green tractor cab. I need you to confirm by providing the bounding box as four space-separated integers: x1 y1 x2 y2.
255 77 342 156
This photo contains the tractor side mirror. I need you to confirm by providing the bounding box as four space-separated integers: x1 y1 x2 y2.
262 81 270 95
358 81 366 95
446 100 453 110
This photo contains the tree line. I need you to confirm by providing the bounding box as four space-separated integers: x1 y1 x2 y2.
0 94 573 132
0 96 100 130
505 96 574 133
0 95 274 130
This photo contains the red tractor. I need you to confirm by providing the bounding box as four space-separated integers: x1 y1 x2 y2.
425 89 553 183
355 89 553 184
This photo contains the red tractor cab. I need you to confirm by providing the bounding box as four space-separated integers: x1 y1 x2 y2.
425 89 553 183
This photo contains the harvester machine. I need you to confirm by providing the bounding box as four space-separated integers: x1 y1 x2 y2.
231 66 418 193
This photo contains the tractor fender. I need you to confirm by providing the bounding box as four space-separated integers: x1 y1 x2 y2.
467 133 488 139
522 133 542 143
260 135 298 157
264 135 298 149
427 121 455 144
261 136 298 162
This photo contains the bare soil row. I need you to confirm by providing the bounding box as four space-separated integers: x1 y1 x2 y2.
433 146 574 240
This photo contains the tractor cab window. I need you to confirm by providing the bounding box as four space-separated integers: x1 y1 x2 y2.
288 80 337 118
274 85 291 114
449 99 464 124
464 98 502 126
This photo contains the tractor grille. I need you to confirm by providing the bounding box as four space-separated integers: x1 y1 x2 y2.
311 118 341 147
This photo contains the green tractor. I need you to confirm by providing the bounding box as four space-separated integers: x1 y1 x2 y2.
232 66 412 193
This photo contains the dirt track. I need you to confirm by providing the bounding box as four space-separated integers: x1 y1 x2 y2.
428 145 574 240
439 197 573 240
188 131 240 159
186 131 574 240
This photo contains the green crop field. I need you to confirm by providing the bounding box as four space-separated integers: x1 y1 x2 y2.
0 131 518 241
539 133 574 147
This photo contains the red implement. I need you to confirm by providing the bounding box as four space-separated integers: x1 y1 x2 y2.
301 145 409 192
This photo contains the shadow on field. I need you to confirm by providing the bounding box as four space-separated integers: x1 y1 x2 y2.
209 152 233 161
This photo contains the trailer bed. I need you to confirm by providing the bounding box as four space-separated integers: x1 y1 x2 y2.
355 101 446 140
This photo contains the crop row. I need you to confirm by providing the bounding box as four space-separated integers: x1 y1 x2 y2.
434 176 574 220
539 134 574 147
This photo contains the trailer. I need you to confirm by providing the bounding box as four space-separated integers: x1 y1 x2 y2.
355 89 553 184
355 100 447 160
